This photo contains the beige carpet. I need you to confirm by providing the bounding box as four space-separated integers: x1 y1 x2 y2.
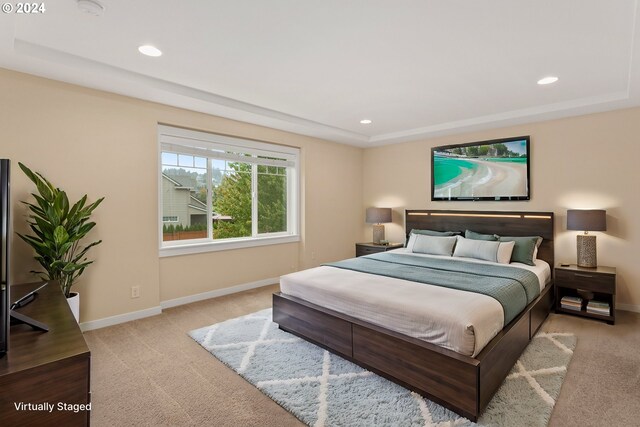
84 284 640 427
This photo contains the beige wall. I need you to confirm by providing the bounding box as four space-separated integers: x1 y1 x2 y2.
0 68 363 322
363 108 640 310
5 64 638 322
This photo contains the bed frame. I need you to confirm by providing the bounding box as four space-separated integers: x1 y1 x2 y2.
273 210 554 421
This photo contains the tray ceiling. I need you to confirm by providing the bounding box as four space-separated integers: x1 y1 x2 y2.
1 1 639 146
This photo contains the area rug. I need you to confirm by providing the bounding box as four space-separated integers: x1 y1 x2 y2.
189 309 576 427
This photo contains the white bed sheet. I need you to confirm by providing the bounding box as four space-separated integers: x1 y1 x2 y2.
279 250 550 357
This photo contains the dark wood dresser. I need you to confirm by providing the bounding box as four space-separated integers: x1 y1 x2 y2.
0 282 91 426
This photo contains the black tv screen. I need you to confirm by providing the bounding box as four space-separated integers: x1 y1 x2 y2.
0 159 9 358
431 136 530 201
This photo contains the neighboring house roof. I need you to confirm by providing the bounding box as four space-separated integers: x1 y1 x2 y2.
170 174 198 189
190 195 206 209
163 173 181 186
162 173 196 190
188 203 206 213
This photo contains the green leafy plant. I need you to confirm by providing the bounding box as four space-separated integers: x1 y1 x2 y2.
17 162 104 298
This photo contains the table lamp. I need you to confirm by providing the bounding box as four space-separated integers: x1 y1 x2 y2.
366 207 392 245
567 209 606 268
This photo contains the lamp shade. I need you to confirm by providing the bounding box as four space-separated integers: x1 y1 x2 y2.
567 209 606 232
366 207 392 224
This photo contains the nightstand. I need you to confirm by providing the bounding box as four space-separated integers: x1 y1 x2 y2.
355 242 404 257
554 264 616 324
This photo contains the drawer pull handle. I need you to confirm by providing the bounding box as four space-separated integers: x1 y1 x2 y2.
575 274 593 278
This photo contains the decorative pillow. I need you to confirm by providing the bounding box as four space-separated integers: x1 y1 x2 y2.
496 240 516 264
410 235 458 256
465 229 499 241
453 236 515 263
406 229 461 247
498 236 542 266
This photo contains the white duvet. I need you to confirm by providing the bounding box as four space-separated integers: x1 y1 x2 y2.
279 249 550 357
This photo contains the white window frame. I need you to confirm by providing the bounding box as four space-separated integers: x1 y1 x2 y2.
162 216 179 223
158 125 300 257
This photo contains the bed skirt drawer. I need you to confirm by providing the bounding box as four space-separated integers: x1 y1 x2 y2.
530 284 553 338
352 325 478 418
273 293 353 357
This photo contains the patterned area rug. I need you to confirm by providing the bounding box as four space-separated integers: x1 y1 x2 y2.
189 309 576 427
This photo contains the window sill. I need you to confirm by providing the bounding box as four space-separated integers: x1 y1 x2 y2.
159 234 300 258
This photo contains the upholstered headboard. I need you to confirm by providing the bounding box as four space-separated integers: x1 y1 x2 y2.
405 210 555 271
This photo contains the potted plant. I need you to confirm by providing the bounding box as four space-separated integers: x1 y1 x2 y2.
17 162 104 321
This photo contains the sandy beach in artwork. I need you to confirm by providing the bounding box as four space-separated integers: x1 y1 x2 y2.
434 158 527 198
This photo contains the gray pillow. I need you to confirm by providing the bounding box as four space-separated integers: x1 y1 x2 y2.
498 236 542 266
465 229 499 241
453 236 515 263
411 235 458 256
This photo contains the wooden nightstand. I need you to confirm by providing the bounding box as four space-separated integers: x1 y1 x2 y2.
355 242 404 257
554 264 616 324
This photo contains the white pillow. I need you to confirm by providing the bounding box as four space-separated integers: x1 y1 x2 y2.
410 235 458 256
405 233 418 251
453 236 515 264
496 240 516 264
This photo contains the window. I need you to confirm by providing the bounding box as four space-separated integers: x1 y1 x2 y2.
158 125 299 256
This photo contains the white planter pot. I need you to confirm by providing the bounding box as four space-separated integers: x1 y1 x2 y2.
67 292 80 323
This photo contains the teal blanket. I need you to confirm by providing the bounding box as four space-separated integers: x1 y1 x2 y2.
325 252 540 324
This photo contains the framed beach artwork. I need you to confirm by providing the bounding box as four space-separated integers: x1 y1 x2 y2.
431 136 530 201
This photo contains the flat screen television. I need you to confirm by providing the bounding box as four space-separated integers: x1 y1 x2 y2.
1 159 10 358
431 136 530 201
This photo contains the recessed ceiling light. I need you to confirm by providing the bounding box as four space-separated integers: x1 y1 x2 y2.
138 45 162 57
77 0 105 16
360 119 372 124
537 76 559 85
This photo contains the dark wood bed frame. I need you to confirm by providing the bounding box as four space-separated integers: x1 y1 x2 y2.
273 210 555 421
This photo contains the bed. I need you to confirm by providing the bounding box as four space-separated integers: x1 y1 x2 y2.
273 210 555 421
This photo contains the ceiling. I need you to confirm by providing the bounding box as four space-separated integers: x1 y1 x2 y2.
1 1 639 147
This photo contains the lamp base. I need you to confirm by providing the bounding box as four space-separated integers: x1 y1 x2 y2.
372 224 385 245
577 234 597 268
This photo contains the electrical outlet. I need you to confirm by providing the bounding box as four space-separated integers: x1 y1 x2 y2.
311 251 316 260
131 286 140 298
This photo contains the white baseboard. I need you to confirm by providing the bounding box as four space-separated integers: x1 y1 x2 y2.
79 278 278 332
617 303 640 313
80 306 162 332
160 277 277 309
